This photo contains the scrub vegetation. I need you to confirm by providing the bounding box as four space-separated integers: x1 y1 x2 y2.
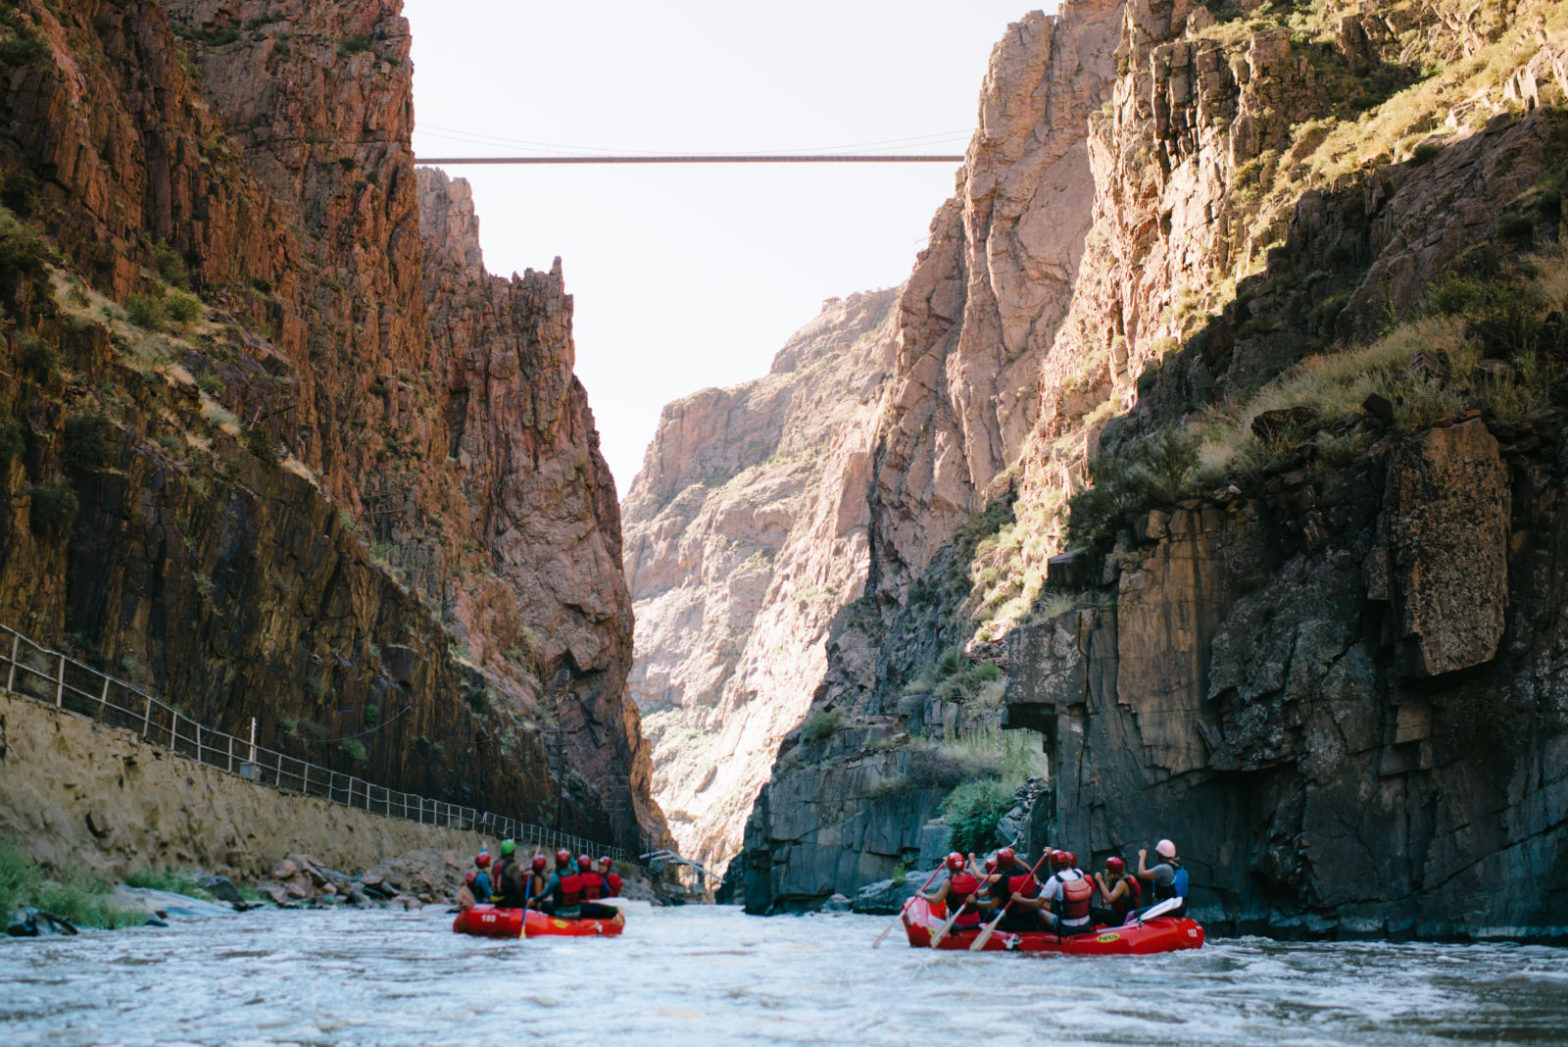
0 837 141 929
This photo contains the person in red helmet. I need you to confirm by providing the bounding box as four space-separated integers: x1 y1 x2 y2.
598 857 622 897
525 855 553 913
573 855 619 920
1093 855 1141 925
1012 849 1093 935
472 851 493 902
918 852 984 931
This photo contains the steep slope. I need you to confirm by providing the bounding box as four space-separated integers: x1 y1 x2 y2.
622 289 898 868
729 0 1568 939
0 0 664 849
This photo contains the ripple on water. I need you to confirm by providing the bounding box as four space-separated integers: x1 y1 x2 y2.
3 907 1568 1045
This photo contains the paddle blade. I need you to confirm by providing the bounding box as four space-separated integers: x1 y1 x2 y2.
969 918 1001 951
872 903 905 949
929 906 964 948
1138 897 1181 922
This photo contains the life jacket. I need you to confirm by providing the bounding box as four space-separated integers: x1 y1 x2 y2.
1055 870 1094 920
1151 859 1185 903
489 858 510 902
580 871 604 901
1108 873 1141 917
1008 873 1039 899
606 872 623 896
557 870 584 907
948 872 982 928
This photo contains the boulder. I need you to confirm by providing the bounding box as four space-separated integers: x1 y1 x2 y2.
197 874 244 904
850 875 921 915
820 893 851 913
255 882 291 907
7 907 78 937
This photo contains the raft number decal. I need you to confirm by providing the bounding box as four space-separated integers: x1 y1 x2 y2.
1096 932 1120 943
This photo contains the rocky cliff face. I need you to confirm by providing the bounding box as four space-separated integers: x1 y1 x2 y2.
0 0 664 850
732 0 1568 934
622 289 898 869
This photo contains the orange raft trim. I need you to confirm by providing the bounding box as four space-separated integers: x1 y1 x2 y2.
452 904 626 939
900 897 1204 954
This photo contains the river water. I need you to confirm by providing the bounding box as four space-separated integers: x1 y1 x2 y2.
4 904 1568 1046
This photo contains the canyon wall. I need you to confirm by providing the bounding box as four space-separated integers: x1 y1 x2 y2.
727 0 1568 936
0 0 664 852
622 290 898 869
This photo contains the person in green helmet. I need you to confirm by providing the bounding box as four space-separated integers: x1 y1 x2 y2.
491 839 520 905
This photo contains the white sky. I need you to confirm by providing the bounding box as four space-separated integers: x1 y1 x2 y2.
402 1 1052 490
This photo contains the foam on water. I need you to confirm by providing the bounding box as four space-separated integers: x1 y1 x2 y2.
2 905 1567 1045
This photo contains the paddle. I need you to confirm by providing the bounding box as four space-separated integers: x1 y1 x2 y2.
872 865 946 948
968 851 1052 951
928 858 991 948
1132 896 1182 925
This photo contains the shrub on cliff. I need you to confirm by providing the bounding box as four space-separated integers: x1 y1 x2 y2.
940 779 1013 854
0 838 140 929
1067 430 1199 549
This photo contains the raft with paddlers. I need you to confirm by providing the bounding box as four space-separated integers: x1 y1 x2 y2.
452 902 625 939
900 895 1203 954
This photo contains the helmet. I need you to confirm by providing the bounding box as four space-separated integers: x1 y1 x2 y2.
598 856 612 867
996 847 1015 867
983 857 997 873
1050 849 1070 869
1105 856 1125 873
555 848 571 865
475 852 491 868
1062 851 1077 868
944 852 965 871
499 839 516 856
578 855 592 871
1156 838 1177 859
464 870 477 886
531 855 548 871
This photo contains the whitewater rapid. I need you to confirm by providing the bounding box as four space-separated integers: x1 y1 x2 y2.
4 904 1567 1045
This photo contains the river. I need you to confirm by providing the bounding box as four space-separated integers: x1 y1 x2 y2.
5 904 1568 1045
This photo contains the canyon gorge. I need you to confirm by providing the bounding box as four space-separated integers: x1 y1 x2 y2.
628 0 1568 939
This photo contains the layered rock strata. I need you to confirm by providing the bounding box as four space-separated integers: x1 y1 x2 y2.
0 0 664 850
622 290 898 868
737 0 1568 929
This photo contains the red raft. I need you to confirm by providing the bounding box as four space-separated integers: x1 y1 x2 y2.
901 897 1204 954
452 904 625 939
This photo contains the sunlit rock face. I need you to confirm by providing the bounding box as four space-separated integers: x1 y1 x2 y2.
0 0 666 851
622 290 899 869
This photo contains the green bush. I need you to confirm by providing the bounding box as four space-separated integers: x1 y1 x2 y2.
63 413 115 473
125 293 165 331
1067 429 1199 550
152 243 190 289
0 837 140 929
800 708 842 745
0 220 53 303
165 290 201 325
16 334 54 380
340 739 368 763
940 779 1013 854
0 406 23 463
123 866 212 899
195 372 225 396
26 484 77 539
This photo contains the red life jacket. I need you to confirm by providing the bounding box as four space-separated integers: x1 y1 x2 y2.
1060 872 1094 919
1109 874 1141 917
580 871 604 901
1008 873 1039 899
558 871 583 906
606 873 623 895
948 872 982 928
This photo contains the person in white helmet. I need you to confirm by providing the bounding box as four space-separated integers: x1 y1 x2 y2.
1137 838 1188 917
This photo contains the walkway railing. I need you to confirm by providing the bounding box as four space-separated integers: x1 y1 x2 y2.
0 623 626 861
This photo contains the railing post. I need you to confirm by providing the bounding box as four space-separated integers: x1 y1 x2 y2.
97 676 109 721
196 722 202 763
143 695 151 739
302 763 309 796
168 712 177 752
5 631 17 693
227 734 234 773
55 653 65 708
